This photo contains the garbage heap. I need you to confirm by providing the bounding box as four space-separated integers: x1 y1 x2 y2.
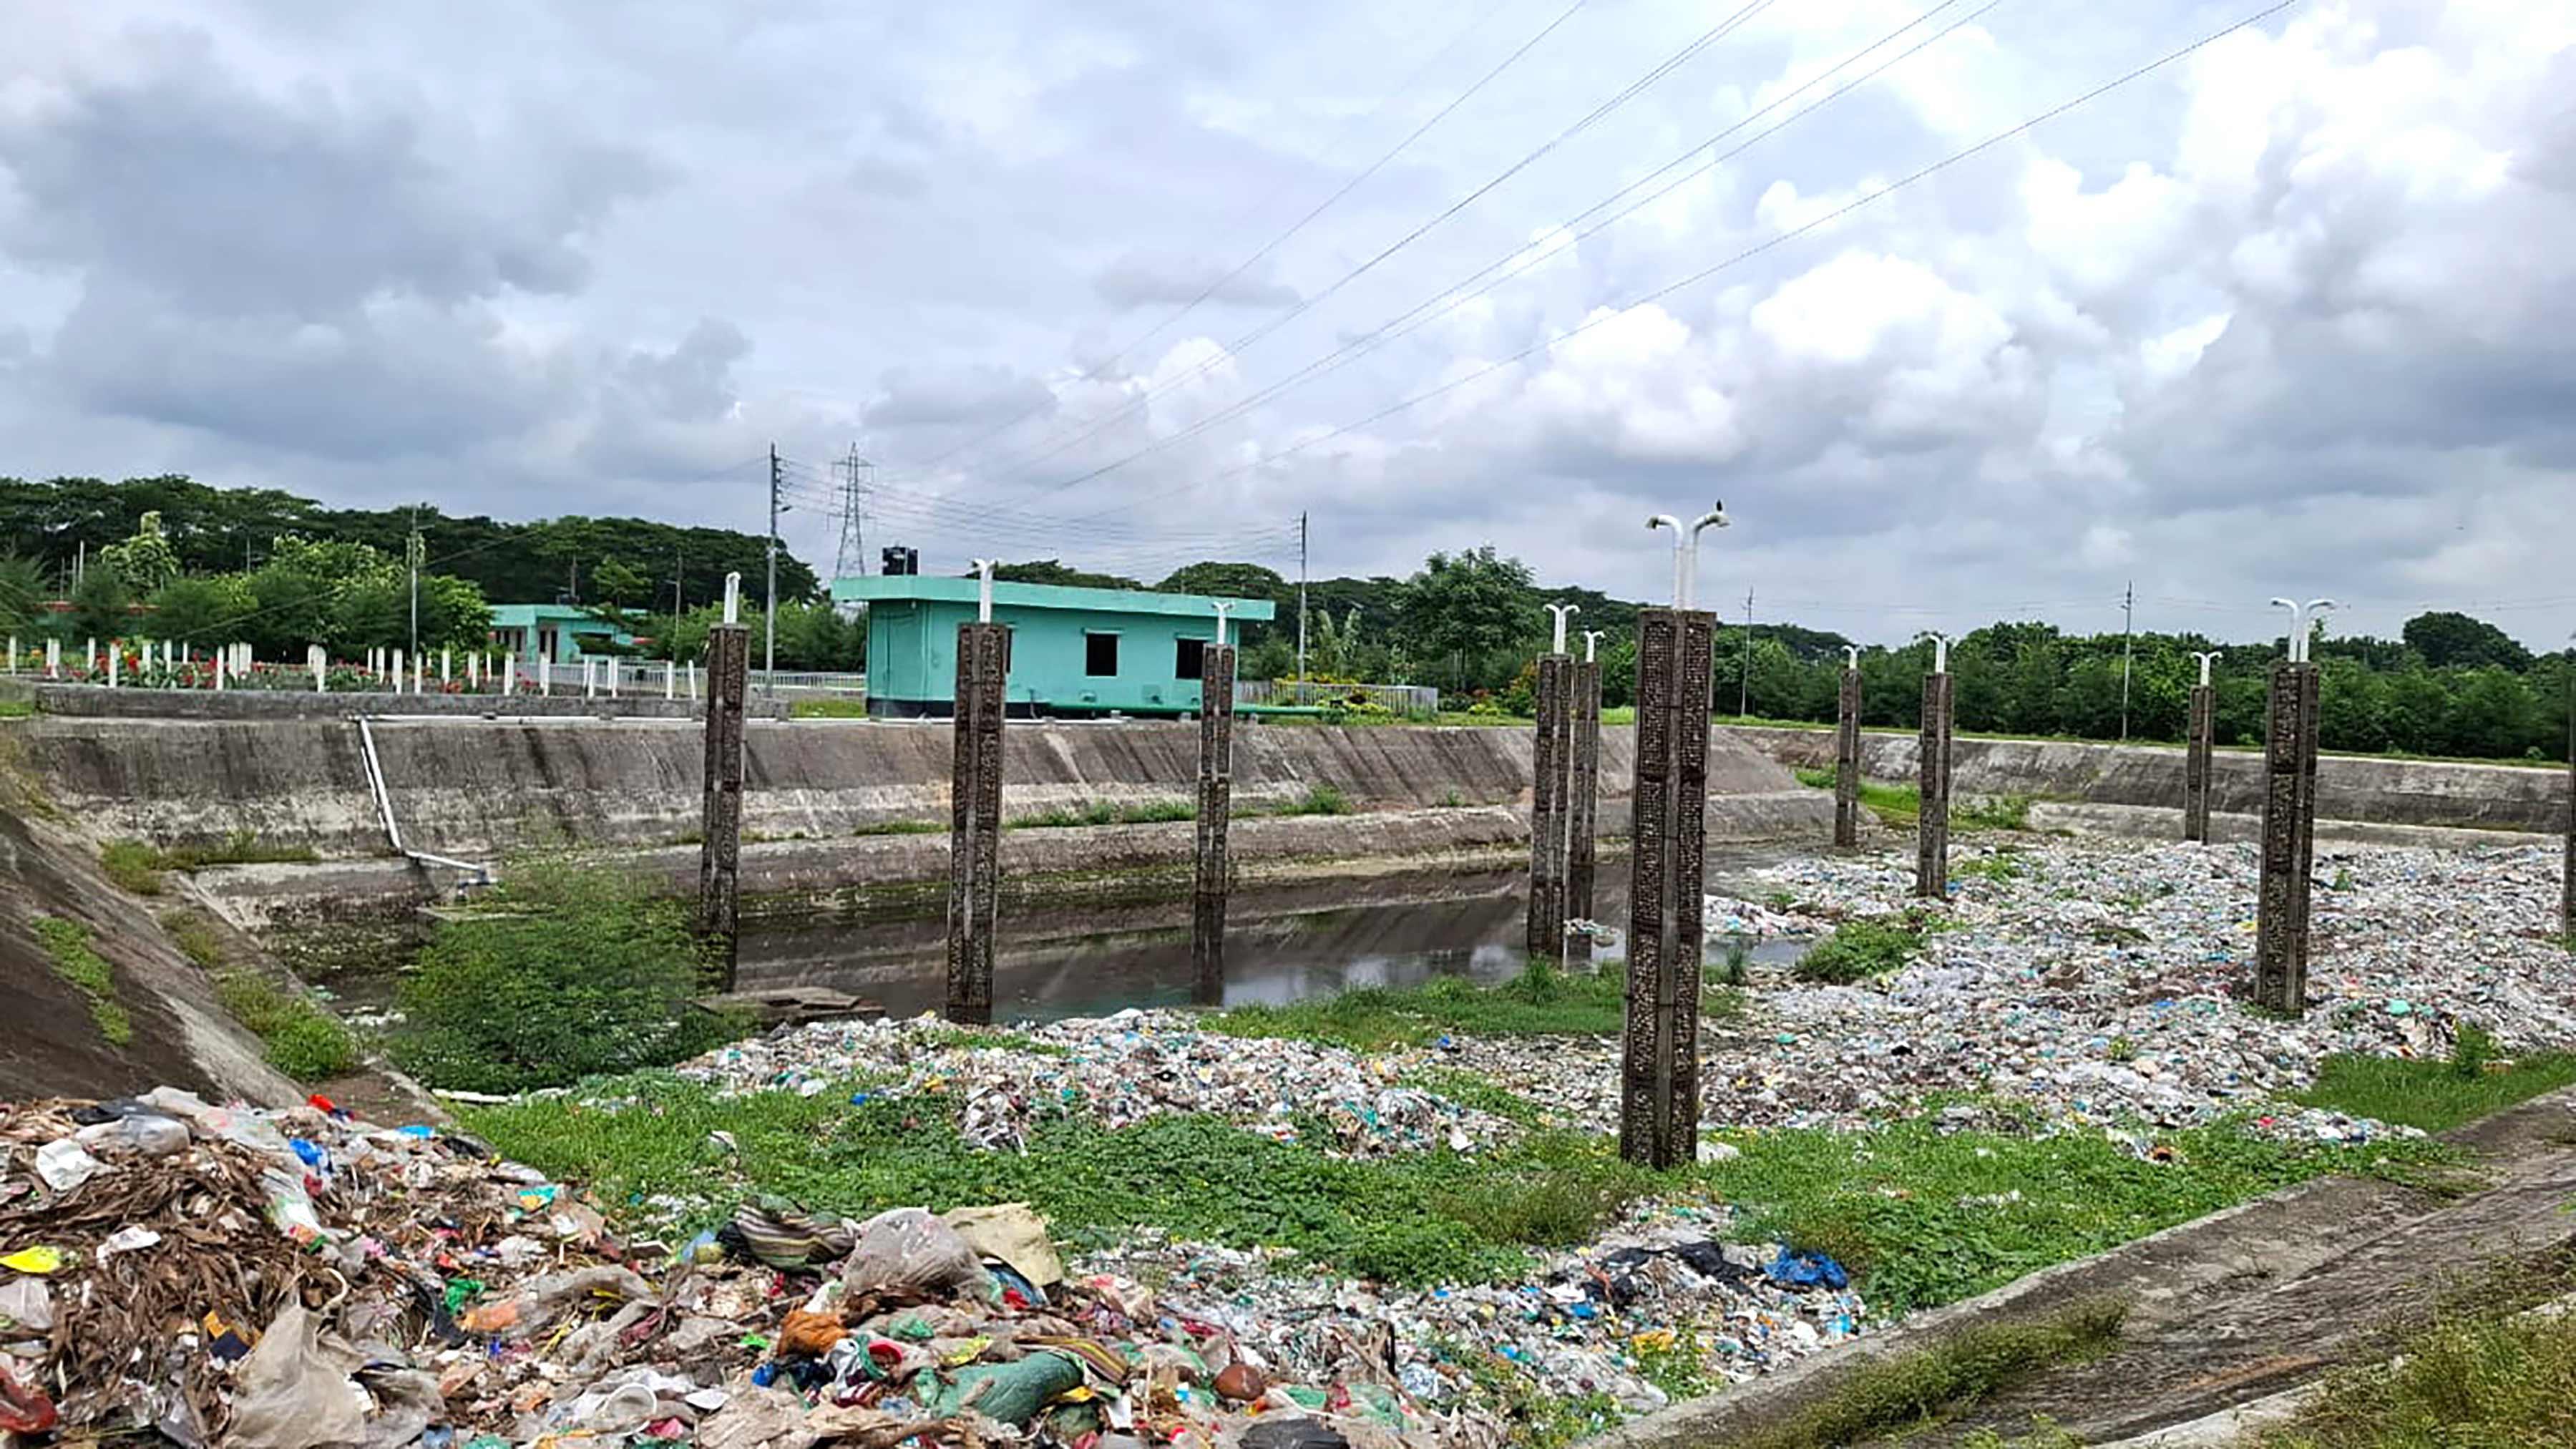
0 1088 1526 1447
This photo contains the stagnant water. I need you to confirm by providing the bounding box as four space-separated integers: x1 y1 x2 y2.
734 850 1805 1023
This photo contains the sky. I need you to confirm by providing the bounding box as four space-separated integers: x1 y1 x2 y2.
1 0 2570 647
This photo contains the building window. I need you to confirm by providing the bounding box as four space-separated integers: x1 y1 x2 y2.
1085 632 1118 677
1174 638 1206 680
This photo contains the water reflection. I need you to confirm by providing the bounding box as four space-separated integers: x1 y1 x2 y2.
737 852 1801 1023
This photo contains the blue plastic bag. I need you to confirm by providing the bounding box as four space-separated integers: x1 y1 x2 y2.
1764 1246 1848 1290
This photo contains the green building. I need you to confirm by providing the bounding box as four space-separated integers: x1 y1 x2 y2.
831 575 1275 718
487 603 638 663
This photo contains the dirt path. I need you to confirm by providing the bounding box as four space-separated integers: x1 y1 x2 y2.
1594 1085 2576 1448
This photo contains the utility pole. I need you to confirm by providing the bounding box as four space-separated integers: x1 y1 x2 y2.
1296 510 1309 693
406 503 421 660
1738 585 1754 720
2119 580 2135 743
668 547 686 638
766 445 781 700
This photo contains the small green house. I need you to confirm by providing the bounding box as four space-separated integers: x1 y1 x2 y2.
831 575 1276 717
487 604 637 663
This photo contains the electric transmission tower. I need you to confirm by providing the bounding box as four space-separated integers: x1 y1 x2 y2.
830 444 874 582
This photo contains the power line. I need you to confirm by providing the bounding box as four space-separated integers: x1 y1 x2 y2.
924 0 1782 497
1063 0 2307 526
894 0 1594 479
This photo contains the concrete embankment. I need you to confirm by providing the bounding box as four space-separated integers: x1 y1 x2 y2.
1726 724 2570 835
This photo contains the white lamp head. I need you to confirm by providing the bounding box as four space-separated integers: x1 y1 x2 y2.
2190 650 2222 687
1916 631 1953 674
1843 645 1860 670
1543 602 1579 655
1581 629 1604 663
1211 600 1235 648
722 572 743 624
972 559 997 623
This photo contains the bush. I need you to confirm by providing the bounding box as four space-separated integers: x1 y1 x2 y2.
1795 917 1924 985
214 967 358 1082
391 854 745 1093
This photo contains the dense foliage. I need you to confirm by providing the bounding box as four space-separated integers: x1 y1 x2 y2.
392 856 741 1093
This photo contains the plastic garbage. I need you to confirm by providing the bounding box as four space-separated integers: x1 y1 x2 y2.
34 1138 102 1192
697 1386 809 1449
914 1349 1084 1425
98 1225 160 1258
227 1302 367 1449
0 1277 52 1333
731 1196 855 1269
0 1362 57 1435
1765 1246 1849 1291
942 1201 1066 1288
459 1264 655 1339
841 1207 992 1298
1238 1418 1352 1449
0 1246 64 1275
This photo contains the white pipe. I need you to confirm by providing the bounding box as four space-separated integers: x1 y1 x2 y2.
1843 645 1860 670
2269 597 2338 663
539 655 551 696
1544 602 1579 655
1918 631 1953 675
665 658 676 700
2191 650 2222 687
353 716 493 884
1581 630 1604 663
972 559 997 623
46 640 59 678
215 654 225 692
723 571 743 624
1645 505 1730 610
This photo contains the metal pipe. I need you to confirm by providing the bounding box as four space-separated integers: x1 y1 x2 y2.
1544 602 1579 654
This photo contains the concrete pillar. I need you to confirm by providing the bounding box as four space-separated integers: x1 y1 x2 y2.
538 655 551 696
947 621 1009 1024
439 648 451 684
1621 606 1714 1169
4 636 13 675
1834 665 1863 847
45 640 58 678
412 653 424 696
215 654 225 691
2255 661 2322 1012
696 619 751 987
2185 683 2216 843
1916 669 1953 898
583 658 597 698
1526 653 1574 960
106 650 117 688
2563 745 2573 942
313 646 326 692
1566 655 1604 924
1192 641 1237 1005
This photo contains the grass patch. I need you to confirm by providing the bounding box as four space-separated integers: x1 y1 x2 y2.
2243 1286 2576 1447
910 1025 1072 1057
1958 852 2024 884
1697 1110 2447 1316
99 840 164 894
34 915 130 1045
1209 956 1742 1050
788 697 871 719
1259 782 1354 818
1794 917 1925 985
1732 1300 2126 1449
1404 1066 1546 1126
459 1077 1657 1287
2293 1048 2576 1133
213 968 359 1081
1787 771 2031 833
0 698 31 719
1008 798 1196 829
102 833 321 893
1955 794 2034 831
160 909 228 969
852 819 943 836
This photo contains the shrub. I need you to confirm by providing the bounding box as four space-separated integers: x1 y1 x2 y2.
391 854 746 1093
1795 917 1924 985
2449 1020 2496 1080
214 967 358 1081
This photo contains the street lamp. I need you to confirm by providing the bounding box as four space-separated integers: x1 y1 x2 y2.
1544 602 1580 655
1646 504 1729 610
2191 650 2223 687
1916 631 1953 674
972 560 997 624
1211 600 1235 648
1582 630 1604 663
2268 597 2336 663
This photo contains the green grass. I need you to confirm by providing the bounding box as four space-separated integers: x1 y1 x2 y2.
1697 1108 2445 1316
1258 782 1354 817
0 699 32 719
909 1025 1071 1056
1207 956 1742 1050
459 1077 1658 1287
788 697 872 719
2243 1288 2576 1447
1789 770 2030 832
1008 798 1197 829
1731 1301 2127 1449
2293 1049 2576 1133
1955 794 2034 831
34 915 130 1045
1794 917 1925 984
160 909 228 969
214 968 360 1081
102 833 320 893
851 819 944 836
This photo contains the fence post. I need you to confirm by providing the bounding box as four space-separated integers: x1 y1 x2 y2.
2254 659 2322 1012
1621 605 1714 1169
1567 632 1604 926
698 576 751 988
947 618 1009 1023
1835 648 1862 847
1915 636 1953 899
1192 633 1236 1005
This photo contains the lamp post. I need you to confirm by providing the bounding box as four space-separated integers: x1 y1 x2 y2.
1646 506 1729 610
1914 632 1955 898
2185 650 2223 842
2254 596 2332 1012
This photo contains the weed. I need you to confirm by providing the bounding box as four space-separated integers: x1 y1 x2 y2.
1712 933 1754 987
1727 1301 2126 1449
2295 1049 2576 1132
0 699 31 719
1954 794 2034 832
215 968 359 1081
35 916 130 1045
1794 769 1923 826
1402 1068 1545 1125
2107 1035 2137 1064
1008 799 1196 829
1269 783 1353 817
1795 917 1923 985
99 840 163 894
1958 853 2024 884
2245 1292 2576 1446
1209 960 1740 1050
788 698 871 719
2331 865 2354 892
910 1025 1070 1057
852 819 943 836
160 909 228 970
2451 1021 2496 1080
1440 789 1465 809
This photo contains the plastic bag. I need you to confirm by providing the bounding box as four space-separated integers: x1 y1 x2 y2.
0 1362 57 1435
0 1277 52 1333
940 1203 1065 1288
1239 1418 1352 1449
1764 1246 1848 1290
459 1264 655 1340
839 1209 990 1297
34 1138 102 1192
228 1302 367 1449
915 1350 1083 1426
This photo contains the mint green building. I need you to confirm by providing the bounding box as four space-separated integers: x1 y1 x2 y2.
487 603 637 663
830 575 1275 718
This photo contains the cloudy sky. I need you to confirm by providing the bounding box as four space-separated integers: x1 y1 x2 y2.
1 0 2570 645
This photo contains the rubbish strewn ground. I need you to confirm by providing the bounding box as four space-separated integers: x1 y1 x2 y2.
1 836 2570 1445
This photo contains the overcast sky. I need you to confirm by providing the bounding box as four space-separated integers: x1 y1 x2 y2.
1 1 2570 645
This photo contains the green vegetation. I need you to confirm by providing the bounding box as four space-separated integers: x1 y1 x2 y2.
461 1077 1655 1287
1955 794 2034 831
391 854 745 1093
2293 1047 2576 1133
213 968 359 1081
102 833 321 892
1958 852 2025 883
2243 1289 2576 1447
1789 771 2033 832
1794 917 1926 985
1209 956 1740 1051
909 1025 1070 1057
160 909 227 970
1264 782 1353 817
788 696 872 719
851 819 944 836
1008 798 1197 829
0 698 31 719
1700 1109 2444 1315
34 915 130 1045
1731 1302 2126 1449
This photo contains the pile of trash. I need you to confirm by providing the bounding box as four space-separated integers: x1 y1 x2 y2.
1465 839 2575 1140
678 1011 1511 1158
2 1085 1865 1446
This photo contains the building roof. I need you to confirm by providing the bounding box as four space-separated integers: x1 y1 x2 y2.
487 604 635 629
830 575 1277 621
